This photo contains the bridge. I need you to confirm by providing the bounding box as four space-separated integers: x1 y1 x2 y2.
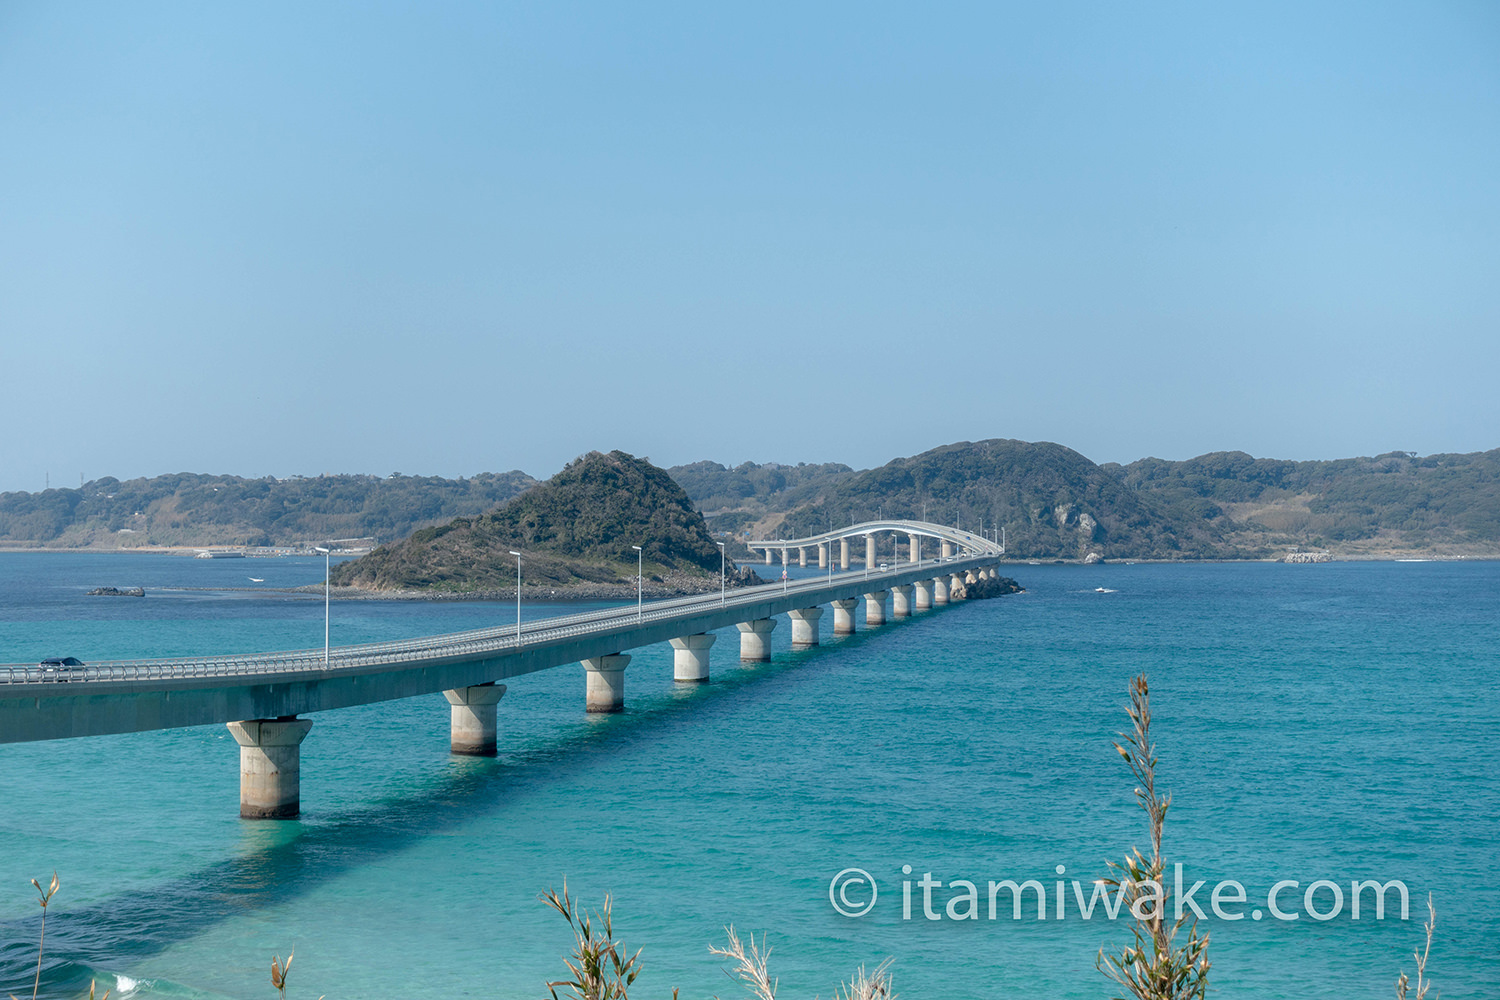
0 521 1004 819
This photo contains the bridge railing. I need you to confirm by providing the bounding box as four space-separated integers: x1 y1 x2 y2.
0 550 996 686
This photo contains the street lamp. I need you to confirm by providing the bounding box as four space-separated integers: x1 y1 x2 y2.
632 545 643 621
716 541 726 608
313 546 330 666
509 550 522 643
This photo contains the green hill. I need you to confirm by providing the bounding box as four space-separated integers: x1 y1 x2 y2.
765 439 1233 560
666 460 856 535
330 451 743 592
1110 448 1500 553
0 471 537 548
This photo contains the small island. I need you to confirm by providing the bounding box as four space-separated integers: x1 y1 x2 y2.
329 451 761 599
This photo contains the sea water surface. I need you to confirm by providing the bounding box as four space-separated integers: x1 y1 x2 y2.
1 552 1496 998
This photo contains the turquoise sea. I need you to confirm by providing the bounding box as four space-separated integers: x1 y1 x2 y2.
1 553 1496 998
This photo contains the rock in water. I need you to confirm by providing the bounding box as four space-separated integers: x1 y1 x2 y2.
87 586 145 597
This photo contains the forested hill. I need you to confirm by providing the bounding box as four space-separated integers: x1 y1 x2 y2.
763 440 1232 561
0 472 536 548
6 443 1495 560
330 451 736 592
1109 449 1500 553
686 441 1500 560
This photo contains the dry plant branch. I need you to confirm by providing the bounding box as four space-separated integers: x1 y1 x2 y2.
832 958 895 1000
1395 895 1438 1000
708 927 777 1000
8 874 112 1000
541 882 673 1000
1097 674 1210 1000
709 928 894 1000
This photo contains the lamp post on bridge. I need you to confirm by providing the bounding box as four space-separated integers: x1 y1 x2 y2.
509 550 522 644
632 545 643 622
314 546 330 666
717 541 726 608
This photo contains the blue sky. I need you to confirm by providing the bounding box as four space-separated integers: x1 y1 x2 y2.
1 2 1496 491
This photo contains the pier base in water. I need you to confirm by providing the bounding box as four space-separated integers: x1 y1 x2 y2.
788 607 823 648
444 682 507 755
831 598 859 635
670 633 716 683
913 579 934 611
864 590 888 626
584 654 631 712
738 618 776 662
227 717 312 820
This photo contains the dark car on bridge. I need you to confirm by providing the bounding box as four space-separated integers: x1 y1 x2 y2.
39 656 86 681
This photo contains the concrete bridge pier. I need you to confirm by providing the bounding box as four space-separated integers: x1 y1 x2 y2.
950 573 966 600
764 548 773 565
831 598 859 635
227 717 313 820
913 579 934 610
584 654 631 712
788 607 823 647
819 543 828 568
799 547 808 567
670 633 716 683
840 538 850 570
933 576 950 605
864 590 888 626
865 534 877 567
444 682 507 755
909 533 921 562
738 618 776 662
942 540 954 559
965 570 978 585
892 584 914 618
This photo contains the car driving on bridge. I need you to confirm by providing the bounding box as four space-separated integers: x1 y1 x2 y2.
39 656 86 681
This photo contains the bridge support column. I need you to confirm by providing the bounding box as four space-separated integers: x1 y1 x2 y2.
941 540 954 559
737 618 776 662
788 607 823 648
950 572 966 600
891 584 914 618
864 590 888 626
444 682 507 755
988 566 999 580
764 548 773 565
227 718 313 820
670 633 716 683
839 538 850 570
819 543 828 568
933 576 949 605
913 579 934 610
831 598 859 635
965 570 978 585
909 533 921 563
799 547 808 567
865 534 876 568
584 654 631 713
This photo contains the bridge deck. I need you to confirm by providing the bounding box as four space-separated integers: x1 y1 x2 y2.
1 545 1000 744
